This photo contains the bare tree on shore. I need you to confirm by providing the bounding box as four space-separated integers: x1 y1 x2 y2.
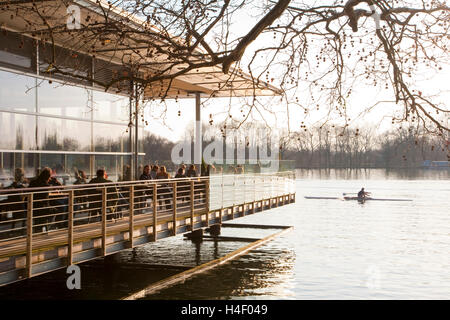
1 0 449 134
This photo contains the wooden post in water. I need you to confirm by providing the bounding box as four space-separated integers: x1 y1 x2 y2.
153 184 157 241
101 188 107 256
129 185 134 248
172 182 177 236
26 193 33 278
68 190 74 265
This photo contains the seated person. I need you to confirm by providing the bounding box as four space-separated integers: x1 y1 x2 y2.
139 165 152 180
357 188 369 198
88 169 118 222
29 167 53 233
0 168 27 237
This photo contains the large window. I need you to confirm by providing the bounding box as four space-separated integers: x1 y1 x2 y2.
38 116 91 151
0 71 36 112
93 91 129 123
0 152 38 187
0 55 134 185
37 80 92 119
93 122 128 152
0 112 36 150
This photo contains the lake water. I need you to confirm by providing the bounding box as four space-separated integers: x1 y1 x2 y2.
1 169 449 299
139 168 450 300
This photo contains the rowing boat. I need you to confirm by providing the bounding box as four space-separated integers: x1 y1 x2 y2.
304 196 413 202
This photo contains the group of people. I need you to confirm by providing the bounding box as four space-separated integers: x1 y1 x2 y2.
0 164 208 237
138 164 200 181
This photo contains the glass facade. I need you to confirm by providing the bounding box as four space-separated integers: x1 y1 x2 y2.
0 72 36 112
37 80 92 119
0 28 151 187
0 66 134 187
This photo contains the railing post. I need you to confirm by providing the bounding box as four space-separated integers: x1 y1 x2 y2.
190 180 194 231
26 193 33 278
68 190 74 266
153 184 157 241
254 175 256 203
101 188 107 256
172 182 177 236
129 185 134 248
205 179 209 226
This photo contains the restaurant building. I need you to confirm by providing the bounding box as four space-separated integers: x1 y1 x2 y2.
0 0 279 186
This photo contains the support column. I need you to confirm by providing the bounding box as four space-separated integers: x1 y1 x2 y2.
134 83 139 180
194 92 202 166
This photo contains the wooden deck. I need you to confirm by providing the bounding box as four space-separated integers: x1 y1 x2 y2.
0 173 295 287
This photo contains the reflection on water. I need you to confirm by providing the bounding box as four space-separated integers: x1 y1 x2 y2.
143 244 296 300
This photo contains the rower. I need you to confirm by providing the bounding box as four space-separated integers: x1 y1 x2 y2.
357 188 370 198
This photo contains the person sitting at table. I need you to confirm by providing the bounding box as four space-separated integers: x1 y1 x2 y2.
0 168 27 238
49 169 63 186
140 165 152 180
47 168 69 229
156 166 172 210
150 165 159 180
175 167 190 202
134 165 152 214
73 170 88 224
74 170 87 185
88 169 118 222
29 167 54 233
186 165 198 177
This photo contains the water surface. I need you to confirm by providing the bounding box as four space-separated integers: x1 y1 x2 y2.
142 168 450 299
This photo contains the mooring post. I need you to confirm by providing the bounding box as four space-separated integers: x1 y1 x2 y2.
209 224 221 236
189 228 203 241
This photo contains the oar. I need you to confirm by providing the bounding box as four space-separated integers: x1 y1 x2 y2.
342 192 371 195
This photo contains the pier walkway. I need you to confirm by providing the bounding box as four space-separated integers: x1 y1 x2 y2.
0 172 295 286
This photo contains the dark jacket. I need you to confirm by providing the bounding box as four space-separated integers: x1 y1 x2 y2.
186 169 197 177
28 178 52 219
88 177 118 209
139 173 152 180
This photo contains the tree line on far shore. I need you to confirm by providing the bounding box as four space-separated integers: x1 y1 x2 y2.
281 125 449 169
141 124 449 169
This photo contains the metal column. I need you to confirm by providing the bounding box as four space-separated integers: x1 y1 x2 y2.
194 92 202 166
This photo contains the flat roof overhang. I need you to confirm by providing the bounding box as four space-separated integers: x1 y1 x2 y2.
0 0 282 99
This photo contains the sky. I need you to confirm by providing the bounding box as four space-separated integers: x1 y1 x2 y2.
141 2 450 142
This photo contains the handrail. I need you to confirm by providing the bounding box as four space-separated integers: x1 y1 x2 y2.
0 172 295 244
0 171 294 194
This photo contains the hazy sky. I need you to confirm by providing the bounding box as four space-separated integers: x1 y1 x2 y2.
142 3 450 142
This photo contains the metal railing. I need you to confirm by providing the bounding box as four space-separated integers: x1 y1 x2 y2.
0 172 295 243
